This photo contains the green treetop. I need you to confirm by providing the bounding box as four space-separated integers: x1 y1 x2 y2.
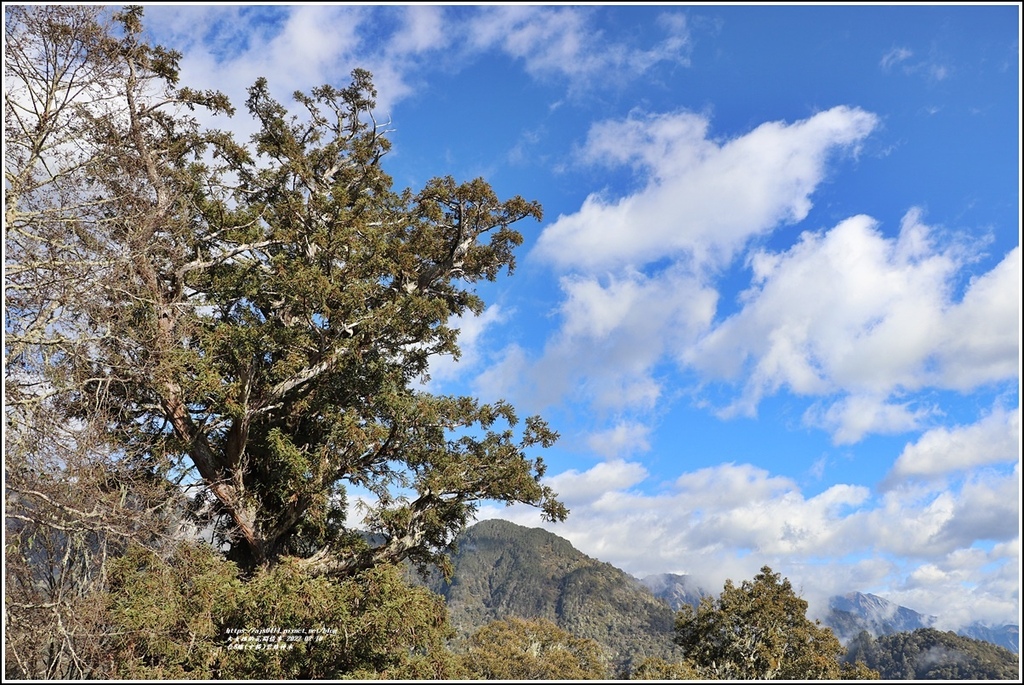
673 566 880 680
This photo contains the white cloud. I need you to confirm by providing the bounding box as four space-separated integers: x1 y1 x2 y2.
931 468 1020 548
805 395 933 445
263 6 364 81
880 47 913 70
513 108 1005 449
145 5 447 132
888 536 1020 630
390 5 449 55
465 6 691 89
585 421 653 459
879 45 950 84
689 212 952 395
511 104 1010 447
545 459 649 508
841 466 1019 561
144 5 378 143
933 246 1021 389
533 106 878 273
686 210 1018 442
885 405 1020 485
484 267 717 411
196 5 367 99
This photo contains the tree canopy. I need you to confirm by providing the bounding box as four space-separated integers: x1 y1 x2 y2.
844 628 1019 680
104 543 465 679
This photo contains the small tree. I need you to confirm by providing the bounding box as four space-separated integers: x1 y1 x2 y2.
460 617 610 680
673 566 878 680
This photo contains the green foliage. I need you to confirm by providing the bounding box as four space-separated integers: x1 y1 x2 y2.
673 566 877 680
839 660 884 680
106 544 241 679
460 617 610 680
845 628 1019 680
627 656 703 680
105 542 465 680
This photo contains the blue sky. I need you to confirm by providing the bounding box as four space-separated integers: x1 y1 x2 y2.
143 3 1020 630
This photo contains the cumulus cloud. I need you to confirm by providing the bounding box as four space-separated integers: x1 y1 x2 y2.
884 405 1020 486
689 212 952 396
806 395 932 445
931 468 1020 548
481 267 717 411
933 246 1021 389
889 536 1020 629
686 210 1018 442
545 459 650 508
513 105 1016 447
504 107 894 430
533 106 879 272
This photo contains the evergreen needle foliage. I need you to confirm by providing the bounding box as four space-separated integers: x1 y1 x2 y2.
5 5 563 678
666 566 880 680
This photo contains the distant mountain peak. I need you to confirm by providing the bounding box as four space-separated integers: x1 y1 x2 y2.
638 572 708 611
830 591 936 624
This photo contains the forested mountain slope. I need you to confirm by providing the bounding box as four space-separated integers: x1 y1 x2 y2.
420 519 682 671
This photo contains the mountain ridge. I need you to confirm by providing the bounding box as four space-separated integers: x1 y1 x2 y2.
432 520 1018 656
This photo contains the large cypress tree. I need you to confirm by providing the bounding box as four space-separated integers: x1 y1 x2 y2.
5 5 565 677
6 3 564 575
